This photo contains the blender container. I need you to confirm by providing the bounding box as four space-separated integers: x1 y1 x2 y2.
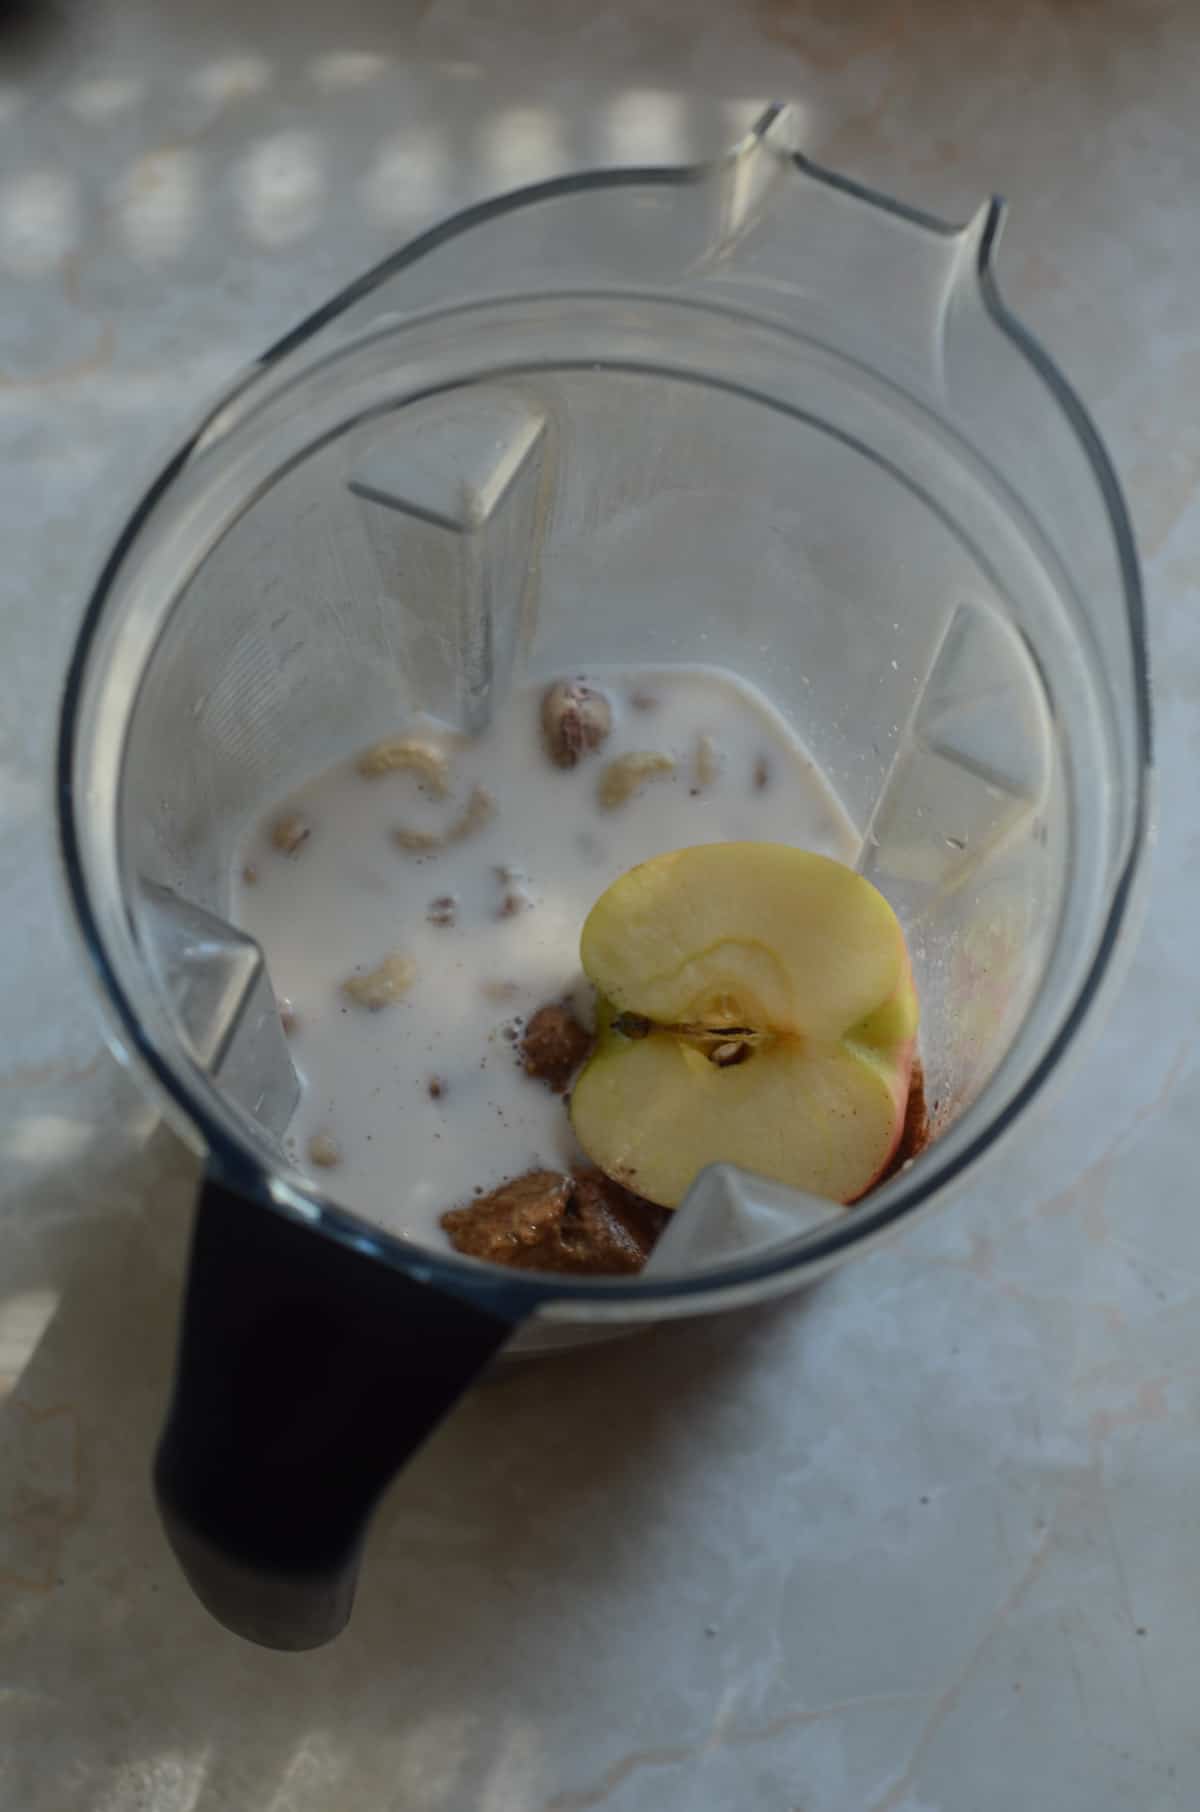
57 108 1150 1649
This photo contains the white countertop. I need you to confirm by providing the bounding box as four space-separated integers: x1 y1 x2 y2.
1 3 1196 1808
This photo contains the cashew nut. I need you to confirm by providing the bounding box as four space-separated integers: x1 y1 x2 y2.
341 951 416 1009
356 733 459 797
598 751 675 810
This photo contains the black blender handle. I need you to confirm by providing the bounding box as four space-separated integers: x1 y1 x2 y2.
154 1172 524 1650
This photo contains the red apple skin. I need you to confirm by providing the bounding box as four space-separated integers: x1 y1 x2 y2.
844 949 920 1202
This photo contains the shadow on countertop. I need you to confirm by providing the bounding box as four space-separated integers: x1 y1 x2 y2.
0 1101 816 1812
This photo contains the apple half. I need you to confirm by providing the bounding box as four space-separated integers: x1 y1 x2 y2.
570 843 918 1208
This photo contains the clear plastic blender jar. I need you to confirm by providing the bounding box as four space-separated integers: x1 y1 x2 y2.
57 109 1150 1648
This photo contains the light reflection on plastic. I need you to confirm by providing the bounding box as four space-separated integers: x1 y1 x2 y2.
237 131 325 246
722 96 775 145
270 1178 323 1225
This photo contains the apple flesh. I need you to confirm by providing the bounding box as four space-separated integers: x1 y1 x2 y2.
570 844 918 1209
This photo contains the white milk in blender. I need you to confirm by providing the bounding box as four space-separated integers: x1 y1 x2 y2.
233 665 857 1247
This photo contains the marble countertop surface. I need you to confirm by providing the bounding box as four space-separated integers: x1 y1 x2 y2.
2 2 1197 1808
